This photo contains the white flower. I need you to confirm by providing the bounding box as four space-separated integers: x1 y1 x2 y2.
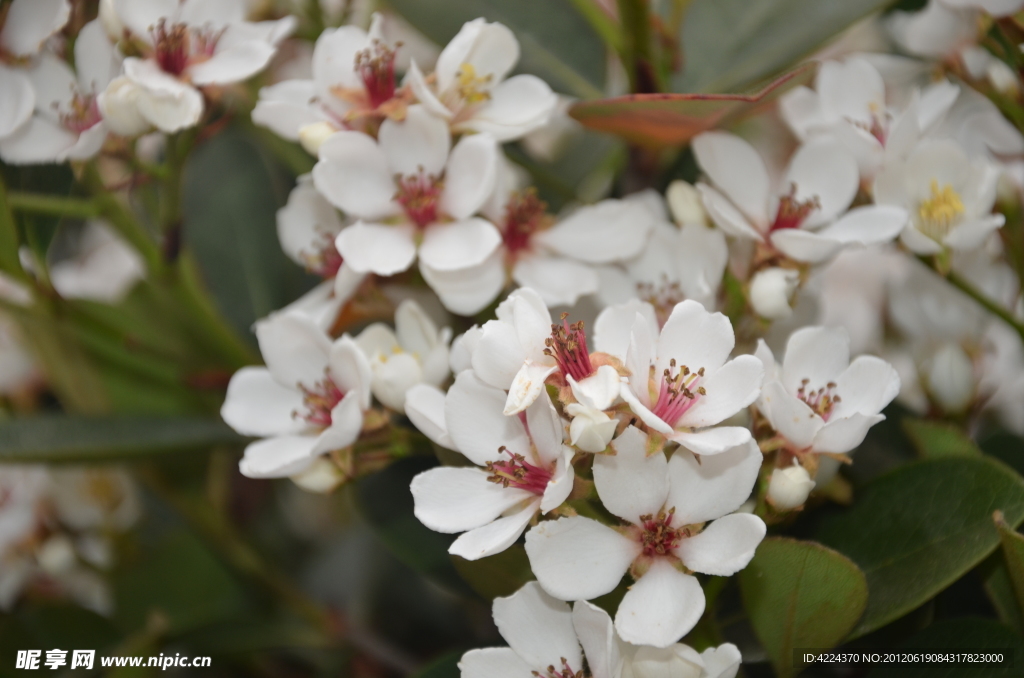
49 221 145 304
755 326 900 455
887 0 978 60
767 461 815 511
111 0 295 132
410 371 574 560
407 18 557 142
355 299 451 413
0 0 71 142
275 175 364 330
618 300 763 455
693 132 908 263
460 580 742 678
666 180 709 227
923 341 976 413
565 403 617 453
874 139 1004 254
481 162 656 308
472 287 622 415
221 312 371 479
749 267 800 320
98 77 152 136
252 13 408 142
525 427 765 647
311 105 503 314
0 467 49 610
48 467 141 532
0 20 118 164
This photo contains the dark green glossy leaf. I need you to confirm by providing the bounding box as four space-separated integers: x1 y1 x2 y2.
981 553 1024 635
0 415 245 463
674 0 896 93
182 127 315 346
386 0 606 98
412 650 462 678
817 457 1024 638
739 537 868 678
866 618 1024 678
995 510 1024 623
902 418 981 458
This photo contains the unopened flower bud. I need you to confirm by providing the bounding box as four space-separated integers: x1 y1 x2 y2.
666 180 708 226
290 457 346 493
767 462 815 511
299 122 337 156
926 342 975 413
630 644 704 678
38 535 77 575
750 267 799 320
565 403 617 453
99 0 124 41
98 77 150 136
988 60 1019 96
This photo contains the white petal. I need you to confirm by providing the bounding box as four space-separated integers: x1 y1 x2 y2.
473 319 529 390
335 221 417 276
817 58 884 127
697 184 765 240
594 300 657 360
406 59 452 118
255 312 330 388
75 19 119 92
677 514 766 576
180 0 245 27
524 517 639 600
379 104 451 176
620 382 674 435
666 439 762 525
812 412 884 454
536 200 654 264
784 140 858 227
329 335 372 409
419 218 501 271
668 427 752 456
405 383 455 449
251 81 321 141
569 365 621 411
592 426 669 525
449 500 539 560
816 205 908 246
833 355 900 418
657 300 736 375
493 581 583 672
394 299 439 356
238 436 318 478
123 58 204 133
504 361 559 416
420 249 507 315
541 447 576 513
614 561 704 648
221 367 306 437
28 52 76 114
113 0 177 42
312 25 368 97
459 647 534 678
526 388 565 464
446 371 530 466
0 116 76 165
441 133 499 219
769 229 845 264
624 311 656 404
702 644 743 678
944 214 1005 251
189 39 275 85
0 66 34 139
461 74 557 141
780 326 850 394
759 381 821 449
411 466 534 533
1 0 70 57
692 132 770 225
677 355 763 429
276 176 343 265
313 132 398 219
311 390 364 454
572 601 622 678
511 255 598 308
442 20 519 91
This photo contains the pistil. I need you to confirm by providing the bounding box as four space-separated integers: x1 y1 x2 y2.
296 374 345 428
355 41 399 108
796 378 840 421
638 507 683 557
395 168 443 228
770 184 820 232
502 189 547 255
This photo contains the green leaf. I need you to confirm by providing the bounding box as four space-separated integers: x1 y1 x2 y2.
571 63 814 147
412 650 462 678
0 177 24 278
866 618 1024 678
994 510 1024 621
738 537 868 678
674 0 896 93
452 545 533 600
386 0 606 98
817 456 1024 638
902 418 981 458
354 457 472 596
981 554 1024 635
0 415 245 463
182 127 316 346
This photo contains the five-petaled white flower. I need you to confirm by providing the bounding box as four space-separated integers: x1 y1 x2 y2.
524 427 765 647
408 18 557 142
754 326 901 456
693 132 908 263
410 371 574 560
221 312 371 479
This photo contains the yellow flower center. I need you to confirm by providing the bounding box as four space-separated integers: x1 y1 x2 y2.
455 63 492 104
917 179 964 241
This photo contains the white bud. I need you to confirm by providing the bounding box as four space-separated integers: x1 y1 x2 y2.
38 535 77 575
98 77 151 137
767 462 815 511
449 326 481 374
666 180 708 226
99 0 124 40
750 267 799 320
988 59 1019 96
369 350 422 413
290 457 345 493
299 122 337 156
926 342 975 413
565 403 617 453
630 644 704 678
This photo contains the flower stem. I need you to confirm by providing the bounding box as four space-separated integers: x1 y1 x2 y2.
926 255 1024 344
6 192 100 219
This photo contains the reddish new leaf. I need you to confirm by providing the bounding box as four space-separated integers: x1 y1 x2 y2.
569 63 815 147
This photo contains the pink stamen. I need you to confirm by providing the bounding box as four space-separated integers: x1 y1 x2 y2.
60 92 102 134
769 184 820 232
395 169 443 228
502 189 547 255
531 659 583 678
301 232 344 279
638 508 683 558
151 19 224 76
543 313 594 382
650 359 705 427
485 446 552 495
355 41 399 108
295 374 345 428
796 378 841 421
